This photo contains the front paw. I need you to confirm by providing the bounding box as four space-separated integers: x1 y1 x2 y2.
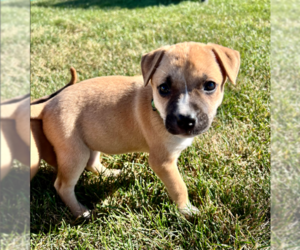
179 203 200 219
73 210 92 224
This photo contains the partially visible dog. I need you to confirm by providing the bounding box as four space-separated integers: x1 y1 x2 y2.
1 94 30 180
31 42 240 219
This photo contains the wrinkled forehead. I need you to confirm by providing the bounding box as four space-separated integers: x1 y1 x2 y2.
153 44 224 87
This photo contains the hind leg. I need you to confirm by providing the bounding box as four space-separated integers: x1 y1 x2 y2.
86 151 121 177
54 144 90 218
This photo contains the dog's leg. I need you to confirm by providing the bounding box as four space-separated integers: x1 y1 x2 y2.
54 145 91 218
30 131 41 180
149 153 199 218
86 150 121 177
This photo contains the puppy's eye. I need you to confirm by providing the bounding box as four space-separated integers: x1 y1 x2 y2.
203 81 216 92
158 83 171 97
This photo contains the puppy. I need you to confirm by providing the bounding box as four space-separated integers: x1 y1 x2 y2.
31 42 240 219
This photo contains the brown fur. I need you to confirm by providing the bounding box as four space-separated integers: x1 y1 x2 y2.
30 67 77 179
31 42 240 218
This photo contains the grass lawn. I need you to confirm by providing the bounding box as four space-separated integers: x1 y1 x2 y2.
30 0 270 249
1 0 30 99
271 0 300 248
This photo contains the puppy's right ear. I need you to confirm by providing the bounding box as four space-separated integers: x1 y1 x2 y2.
141 47 167 86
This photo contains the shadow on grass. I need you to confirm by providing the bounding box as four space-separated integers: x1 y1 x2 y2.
33 0 202 9
0 167 30 234
1 1 30 8
30 165 166 234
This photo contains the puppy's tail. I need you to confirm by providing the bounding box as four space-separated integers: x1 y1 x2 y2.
31 67 77 105
69 67 77 85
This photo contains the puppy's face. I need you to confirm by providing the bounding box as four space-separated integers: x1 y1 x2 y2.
142 42 240 138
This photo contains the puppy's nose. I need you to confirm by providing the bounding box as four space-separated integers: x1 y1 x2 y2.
176 114 196 131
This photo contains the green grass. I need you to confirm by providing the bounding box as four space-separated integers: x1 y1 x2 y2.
0 166 30 249
271 0 300 249
0 0 30 99
30 0 270 249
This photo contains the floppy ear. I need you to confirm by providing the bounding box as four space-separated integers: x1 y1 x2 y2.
208 43 240 85
141 47 168 86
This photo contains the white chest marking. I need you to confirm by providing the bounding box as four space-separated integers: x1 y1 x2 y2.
167 136 194 155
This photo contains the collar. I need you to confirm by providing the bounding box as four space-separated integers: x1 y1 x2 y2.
151 99 160 115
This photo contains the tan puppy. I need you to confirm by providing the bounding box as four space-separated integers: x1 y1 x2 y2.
31 42 240 219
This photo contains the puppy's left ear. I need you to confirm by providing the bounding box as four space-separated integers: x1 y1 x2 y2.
208 43 240 85
141 46 168 86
